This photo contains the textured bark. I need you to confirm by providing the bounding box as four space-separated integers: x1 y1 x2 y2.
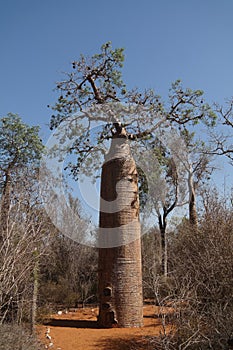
98 134 143 328
158 217 167 277
188 173 198 228
31 251 39 334
189 190 198 227
0 168 11 237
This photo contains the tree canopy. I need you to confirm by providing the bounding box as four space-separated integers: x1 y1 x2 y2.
0 113 44 178
48 42 216 184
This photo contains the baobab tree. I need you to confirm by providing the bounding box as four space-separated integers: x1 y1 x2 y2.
49 42 215 327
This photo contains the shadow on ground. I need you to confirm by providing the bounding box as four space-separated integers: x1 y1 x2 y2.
45 319 99 328
95 335 156 350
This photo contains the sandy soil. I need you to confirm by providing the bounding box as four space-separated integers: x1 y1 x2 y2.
37 305 173 350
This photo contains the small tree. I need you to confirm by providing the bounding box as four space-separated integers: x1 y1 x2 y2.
162 127 215 229
139 138 187 277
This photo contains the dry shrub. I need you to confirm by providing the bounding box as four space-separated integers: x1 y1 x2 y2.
0 324 43 350
140 194 233 349
167 197 233 349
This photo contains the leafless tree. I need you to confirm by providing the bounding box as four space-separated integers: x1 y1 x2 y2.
0 193 50 325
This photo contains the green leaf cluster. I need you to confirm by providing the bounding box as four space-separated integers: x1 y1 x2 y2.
0 113 44 171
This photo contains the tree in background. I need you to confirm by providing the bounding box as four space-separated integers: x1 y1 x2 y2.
135 125 214 276
210 99 233 164
0 113 44 234
39 196 97 310
0 113 99 331
137 136 187 277
176 129 214 228
0 113 47 331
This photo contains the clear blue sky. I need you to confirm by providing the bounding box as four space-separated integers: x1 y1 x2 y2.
1 0 233 141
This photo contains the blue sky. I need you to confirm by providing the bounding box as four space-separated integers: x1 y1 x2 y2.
1 0 233 141
1 0 232 229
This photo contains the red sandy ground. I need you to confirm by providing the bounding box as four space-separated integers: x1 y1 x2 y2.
37 305 173 350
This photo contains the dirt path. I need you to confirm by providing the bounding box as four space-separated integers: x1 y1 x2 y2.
37 305 172 350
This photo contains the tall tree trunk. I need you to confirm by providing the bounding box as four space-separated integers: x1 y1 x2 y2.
98 133 143 328
188 173 198 228
31 249 39 334
158 214 167 277
0 168 11 237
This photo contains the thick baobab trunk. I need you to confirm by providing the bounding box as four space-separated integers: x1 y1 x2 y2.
98 133 143 328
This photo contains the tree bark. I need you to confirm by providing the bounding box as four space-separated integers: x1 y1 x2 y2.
188 173 198 228
31 249 39 334
158 214 167 277
98 133 143 328
0 168 12 237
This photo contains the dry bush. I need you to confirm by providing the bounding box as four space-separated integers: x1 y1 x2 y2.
165 196 233 349
139 194 233 349
142 229 162 300
0 200 49 324
39 234 98 309
0 324 43 350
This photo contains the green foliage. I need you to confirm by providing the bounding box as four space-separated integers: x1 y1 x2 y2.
168 80 217 126
49 43 217 187
0 113 44 171
50 41 126 128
